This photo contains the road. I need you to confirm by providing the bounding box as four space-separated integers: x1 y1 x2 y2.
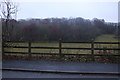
2 60 120 78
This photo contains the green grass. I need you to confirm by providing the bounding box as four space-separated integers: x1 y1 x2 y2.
95 34 118 42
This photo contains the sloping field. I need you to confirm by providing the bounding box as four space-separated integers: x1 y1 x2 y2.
95 34 118 42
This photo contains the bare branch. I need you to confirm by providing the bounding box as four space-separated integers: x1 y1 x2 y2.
1 0 18 19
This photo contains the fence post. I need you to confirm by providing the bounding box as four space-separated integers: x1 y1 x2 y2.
91 39 94 61
118 37 120 55
103 47 107 54
28 41 31 59
2 41 4 57
59 39 62 57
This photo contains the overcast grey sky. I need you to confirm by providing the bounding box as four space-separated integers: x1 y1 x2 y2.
16 1 118 22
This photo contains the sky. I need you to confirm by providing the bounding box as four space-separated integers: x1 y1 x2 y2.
0 0 119 22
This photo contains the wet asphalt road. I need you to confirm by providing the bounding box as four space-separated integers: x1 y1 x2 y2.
2 60 120 78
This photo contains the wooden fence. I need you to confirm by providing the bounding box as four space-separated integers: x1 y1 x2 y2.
2 40 120 58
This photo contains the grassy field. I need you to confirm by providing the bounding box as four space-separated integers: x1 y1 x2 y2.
4 34 119 55
95 34 118 42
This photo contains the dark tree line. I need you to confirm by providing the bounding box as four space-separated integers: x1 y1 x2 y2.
2 17 118 42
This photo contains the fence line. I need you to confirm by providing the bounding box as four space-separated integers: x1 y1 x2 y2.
2 40 120 58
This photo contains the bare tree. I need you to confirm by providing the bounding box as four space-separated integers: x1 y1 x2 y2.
0 0 18 41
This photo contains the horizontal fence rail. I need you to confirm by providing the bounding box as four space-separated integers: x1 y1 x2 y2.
4 41 120 44
3 46 120 50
